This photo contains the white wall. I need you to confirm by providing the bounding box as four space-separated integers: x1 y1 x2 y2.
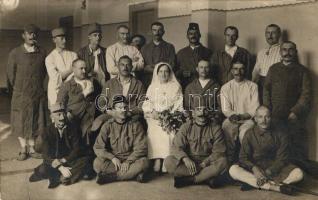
227 2 318 160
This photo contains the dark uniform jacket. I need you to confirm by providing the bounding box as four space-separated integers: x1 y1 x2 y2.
184 78 221 112
211 47 252 85
77 45 110 81
141 40 176 87
239 126 290 175
56 77 102 137
6 44 48 138
263 62 311 121
176 44 212 87
40 123 82 166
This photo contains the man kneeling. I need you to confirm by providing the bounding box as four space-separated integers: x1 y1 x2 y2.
29 103 90 188
229 106 304 195
165 105 228 188
93 95 149 184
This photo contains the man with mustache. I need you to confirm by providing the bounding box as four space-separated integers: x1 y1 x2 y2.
229 106 304 195
46 27 78 109
77 23 110 86
7 24 48 160
184 60 221 122
106 25 144 79
141 21 176 87
263 41 314 176
93 95 149 184
165 104 227 188
176 23 213 89
56 59 101 146
252 24 282 103
220 59 259 165
211 26 252 85
29 103 91 188
92 56 146 132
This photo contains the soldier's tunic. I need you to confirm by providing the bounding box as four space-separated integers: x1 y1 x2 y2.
165 120 227 183
93 119 149 180
176 44 212 88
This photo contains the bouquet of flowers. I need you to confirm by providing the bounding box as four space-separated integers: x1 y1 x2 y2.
158 110 187 135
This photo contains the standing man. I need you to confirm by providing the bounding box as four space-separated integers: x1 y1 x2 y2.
252 24 281 103
141 22 176 87
106 25 144 79
212 26 252 85
77 23 109 86
263 41 311 169
131 34 146 51
46 27 77 109
7 24 48 160
220 59 259 164
176 23 213 88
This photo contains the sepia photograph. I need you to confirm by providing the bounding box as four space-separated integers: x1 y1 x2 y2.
0 0 318 199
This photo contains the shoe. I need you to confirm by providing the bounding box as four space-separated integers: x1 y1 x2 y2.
207 177 224 189
29 173 43 182
17 152 28 161
280 184 295 195
29 152 42 159
96 172 117 185
240 183 255 191
174 176 194 188
136 172 147 183
48 178 60 189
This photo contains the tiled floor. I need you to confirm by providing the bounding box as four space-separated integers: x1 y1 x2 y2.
1 95 318 200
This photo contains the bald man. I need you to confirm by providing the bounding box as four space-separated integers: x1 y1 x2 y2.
229 106 304 195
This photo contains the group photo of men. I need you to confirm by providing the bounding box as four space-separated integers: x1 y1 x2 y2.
2 1 318 199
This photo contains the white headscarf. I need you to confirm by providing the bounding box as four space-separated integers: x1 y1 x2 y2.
143 62 183 112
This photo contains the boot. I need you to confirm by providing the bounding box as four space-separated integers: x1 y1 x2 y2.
174 176 194 188
96 172 117 185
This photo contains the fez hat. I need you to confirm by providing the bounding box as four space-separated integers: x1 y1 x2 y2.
51 27 66 38
112 95 127 108
24 24 40 34
187 23 200 33
88 23 102 35
50 103 65 113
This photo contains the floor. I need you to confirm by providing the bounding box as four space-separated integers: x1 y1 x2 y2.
1 94 318 200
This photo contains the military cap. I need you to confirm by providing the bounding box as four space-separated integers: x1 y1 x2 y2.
50 103 65 113
112 95 127 108
187 23 200 33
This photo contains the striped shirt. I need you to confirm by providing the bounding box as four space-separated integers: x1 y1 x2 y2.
253 43 281 77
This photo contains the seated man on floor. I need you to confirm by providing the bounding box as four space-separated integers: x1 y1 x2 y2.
29 103 91 188
220 59 259 164
165 104 228 188
229 106 304 195
93 95 149 185
56 58 102 146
